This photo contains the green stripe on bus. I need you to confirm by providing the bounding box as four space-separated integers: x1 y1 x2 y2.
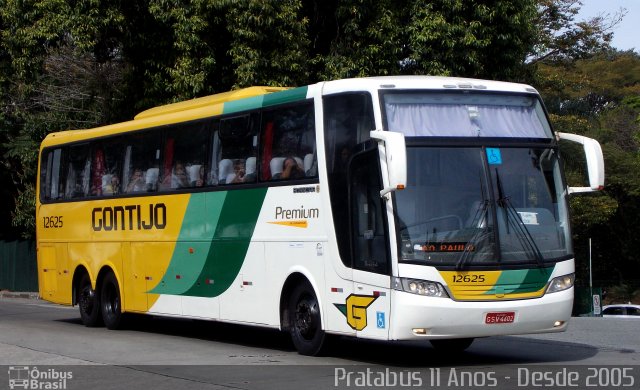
515 266 554 293
483 266 554 295
221 86 308 114
262 86 308 107
223 95 265 114
183 187 268 297
148 192 227 295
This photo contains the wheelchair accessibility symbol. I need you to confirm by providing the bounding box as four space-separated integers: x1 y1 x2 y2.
376 312 386 329
486 148 502 165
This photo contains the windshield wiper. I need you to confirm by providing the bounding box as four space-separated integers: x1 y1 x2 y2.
494 169 545 267
455 199 491 270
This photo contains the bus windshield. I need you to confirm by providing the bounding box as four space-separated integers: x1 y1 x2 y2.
395 146 571 268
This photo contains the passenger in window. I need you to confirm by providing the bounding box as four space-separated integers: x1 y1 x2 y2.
279 157 305 180
229 160 247 183
166 162 190 189
103 175 120 195
126 169 146 192
189 165 205 187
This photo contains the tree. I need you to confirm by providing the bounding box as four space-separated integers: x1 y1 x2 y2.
0 0 629 240
0 0 127 238
538 51 640 288
530 0 624 65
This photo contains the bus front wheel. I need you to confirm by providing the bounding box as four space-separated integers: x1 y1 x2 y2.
288 283 326 356
77 273 102 327
101 272 124 330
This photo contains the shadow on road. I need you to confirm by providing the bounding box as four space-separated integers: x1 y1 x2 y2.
58 314 599 366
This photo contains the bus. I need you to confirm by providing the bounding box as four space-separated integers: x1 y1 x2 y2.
36 76 604 355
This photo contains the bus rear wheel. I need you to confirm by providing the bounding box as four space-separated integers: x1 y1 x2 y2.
101 272 124 330
429 338 475 352
288 283 326 356
77 273 102 327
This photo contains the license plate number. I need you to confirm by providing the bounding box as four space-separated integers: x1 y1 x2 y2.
485 312 515 324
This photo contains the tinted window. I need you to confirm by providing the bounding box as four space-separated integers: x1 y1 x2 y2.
213 115 258 185
161 120 210 190
350 151 389 274
626 307 640 316
260 102 316 181
324 93 375 266
122 131 162 193
603 307 625 315
91 138 125 196
40 148 64 201
64 144 91 199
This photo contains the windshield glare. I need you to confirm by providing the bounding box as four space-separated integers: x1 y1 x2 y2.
395 146 571 267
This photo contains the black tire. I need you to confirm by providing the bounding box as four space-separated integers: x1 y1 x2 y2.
101 272 124 330
77 273 102 327
429 337 475 352
288 283 326 356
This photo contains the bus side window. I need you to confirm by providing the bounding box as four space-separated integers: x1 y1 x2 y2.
64 144 91 199
323 92 375 268
162 119 210 190
260 101 316 182
122 131 162 193
91 138 125 196
40 148 64 201
217 115 256 185
349 151 389 274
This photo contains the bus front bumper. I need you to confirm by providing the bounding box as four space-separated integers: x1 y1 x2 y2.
389 288 573 340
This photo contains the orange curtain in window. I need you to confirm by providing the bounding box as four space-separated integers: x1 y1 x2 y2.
164 138 174 179
92 149 105 195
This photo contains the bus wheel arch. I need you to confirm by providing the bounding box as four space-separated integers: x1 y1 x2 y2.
74 266 102 327
280 273 327 356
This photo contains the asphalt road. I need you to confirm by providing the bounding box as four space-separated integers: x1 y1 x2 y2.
1 297 638 389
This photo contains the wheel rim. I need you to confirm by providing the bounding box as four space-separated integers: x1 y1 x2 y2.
79 284 95 316
294 295 318 341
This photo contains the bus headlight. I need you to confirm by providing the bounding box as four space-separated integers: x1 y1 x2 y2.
392 277 449 297
546 273 575 294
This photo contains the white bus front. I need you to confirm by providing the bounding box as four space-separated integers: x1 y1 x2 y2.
320 79 603 352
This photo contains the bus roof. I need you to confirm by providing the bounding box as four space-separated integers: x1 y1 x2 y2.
40 76 540 149
319 75 539 95
40 86 296 148
134 86 289 120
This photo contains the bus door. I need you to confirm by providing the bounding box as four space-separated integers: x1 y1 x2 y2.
348 150 391 340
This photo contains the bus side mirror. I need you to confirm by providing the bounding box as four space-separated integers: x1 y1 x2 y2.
370 130 407 197
557 132 605 194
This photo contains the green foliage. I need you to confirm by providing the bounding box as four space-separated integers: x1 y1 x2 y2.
406 0 537 79
530 0 621 64
227 0 310 88
540 51 640 287
316 0 404 79
0 0 633 248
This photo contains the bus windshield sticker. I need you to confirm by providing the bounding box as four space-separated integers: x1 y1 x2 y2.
486 148 502 165
517 211 539 225
414 243 475 252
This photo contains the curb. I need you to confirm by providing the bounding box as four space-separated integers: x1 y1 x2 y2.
0 291 40 299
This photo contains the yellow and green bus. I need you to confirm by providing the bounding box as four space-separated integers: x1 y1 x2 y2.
36 76 604 355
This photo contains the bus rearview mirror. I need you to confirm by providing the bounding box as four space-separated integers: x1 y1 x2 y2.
557 132 605 194
370 130 407 197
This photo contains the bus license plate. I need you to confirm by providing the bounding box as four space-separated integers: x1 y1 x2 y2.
485 312 515 324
